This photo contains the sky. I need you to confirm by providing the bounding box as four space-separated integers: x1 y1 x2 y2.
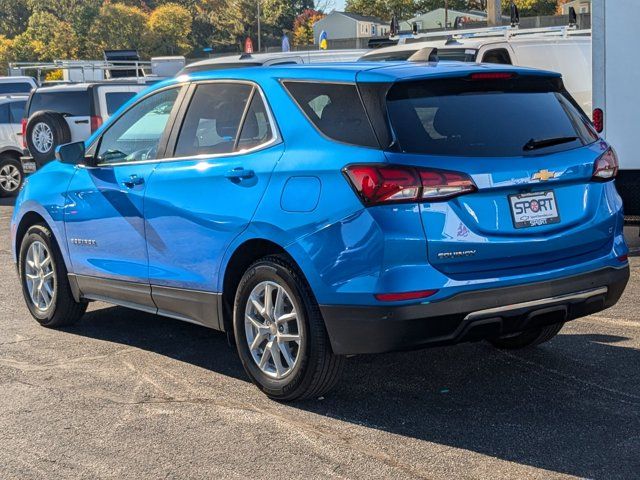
333 0 346 10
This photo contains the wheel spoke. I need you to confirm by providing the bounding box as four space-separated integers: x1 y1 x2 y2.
263 283 274 320
276 311 297 324
250 296 264 317
249 331 267 351
270 342 285 378
246 313 265 332
259 343 272 370
278 333 300 344
278 342 295 368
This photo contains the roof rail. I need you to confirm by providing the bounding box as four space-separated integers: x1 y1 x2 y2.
392 25 591 44
7 59 153 84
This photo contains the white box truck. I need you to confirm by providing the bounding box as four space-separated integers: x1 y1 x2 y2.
593 0 640 221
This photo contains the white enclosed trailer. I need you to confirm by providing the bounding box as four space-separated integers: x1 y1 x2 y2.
593 0 640 220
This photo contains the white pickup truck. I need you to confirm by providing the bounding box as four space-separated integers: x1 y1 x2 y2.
592 0 640 221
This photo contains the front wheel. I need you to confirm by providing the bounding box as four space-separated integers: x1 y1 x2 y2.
233 255 344 401
18 224 87 327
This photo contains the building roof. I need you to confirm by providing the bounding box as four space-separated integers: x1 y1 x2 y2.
336 11 386 24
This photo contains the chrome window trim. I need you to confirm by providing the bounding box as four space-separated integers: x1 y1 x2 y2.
90 79 281 167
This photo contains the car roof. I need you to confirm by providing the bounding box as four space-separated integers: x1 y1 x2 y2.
0 95 28 104
0 76 35 83
34 81 152 93
175 60 560 86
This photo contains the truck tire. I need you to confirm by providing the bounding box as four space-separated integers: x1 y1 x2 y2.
489 322 565 350
26 111 71 165
233 254 344 401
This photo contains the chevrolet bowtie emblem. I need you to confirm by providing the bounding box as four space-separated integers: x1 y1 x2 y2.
532 169 557 182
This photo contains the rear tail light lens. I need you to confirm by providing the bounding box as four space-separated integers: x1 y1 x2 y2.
592 108 604 133
90 115 103 133
592 147 618 181
344 164 476 206
21 118 27 149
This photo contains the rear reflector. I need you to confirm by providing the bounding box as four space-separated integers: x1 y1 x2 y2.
592 147 618 181
21 118 27 149
617 254 628 263
90 115 103 133
375 290 438 302
592 108 604 133
344 164 476 206
469 72 515 81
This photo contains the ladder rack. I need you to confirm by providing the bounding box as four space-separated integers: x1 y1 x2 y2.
393 25 591 43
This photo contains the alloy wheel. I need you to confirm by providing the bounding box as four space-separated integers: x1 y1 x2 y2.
24 240 56 311
244 280 302 379
32 122 54 153
0 163 21 192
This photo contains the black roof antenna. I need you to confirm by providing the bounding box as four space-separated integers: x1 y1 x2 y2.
568 6 578 27
239 53 253 60
510 1 520 27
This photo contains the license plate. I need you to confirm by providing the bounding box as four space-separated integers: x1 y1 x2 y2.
509 191 560 228
21 160 37 174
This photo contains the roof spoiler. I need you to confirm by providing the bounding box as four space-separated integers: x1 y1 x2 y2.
407 47 438 63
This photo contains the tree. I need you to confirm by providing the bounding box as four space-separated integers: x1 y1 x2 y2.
0 0 32 38
11 11 78 61
502 0 559 16
86 3 150 57
0 35 15 71
345 0 418 22
148 3 193 54
292 9 324 46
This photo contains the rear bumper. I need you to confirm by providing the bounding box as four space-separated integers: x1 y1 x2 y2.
320 266 629 355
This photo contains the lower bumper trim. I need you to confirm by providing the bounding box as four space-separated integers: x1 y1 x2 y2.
320 266 629 355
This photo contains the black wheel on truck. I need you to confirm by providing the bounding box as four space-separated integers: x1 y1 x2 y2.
233 254 344 401
488 322 565 349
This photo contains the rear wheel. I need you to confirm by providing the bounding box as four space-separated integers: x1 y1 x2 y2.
18 224 87 327
26 111 71 165
0 155 23 197
233 255 344 401
489 322 565 349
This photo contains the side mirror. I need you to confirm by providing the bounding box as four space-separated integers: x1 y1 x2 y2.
55 142 95 167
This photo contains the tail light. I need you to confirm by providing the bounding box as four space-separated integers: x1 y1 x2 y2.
469 72 515 81
90 115 103 133
375 290 438 302
592 147 618 181
21 118 27 149
592 108 604 133
344 164 476 206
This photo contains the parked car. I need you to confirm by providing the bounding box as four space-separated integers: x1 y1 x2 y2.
12 62 629 400
21 82 150 172
0 95 28 196
360 28 592 115
179 49 367 75
0 76 37 95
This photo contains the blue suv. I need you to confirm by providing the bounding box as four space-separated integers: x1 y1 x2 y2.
11 62 630 400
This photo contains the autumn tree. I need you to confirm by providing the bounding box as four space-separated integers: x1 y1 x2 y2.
11 11 78 61
292 9 324 46
0 0 32 38
148 3 192 54
86 3 150 57
345 0 418 21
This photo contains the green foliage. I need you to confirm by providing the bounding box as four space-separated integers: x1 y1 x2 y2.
293 9 325 46
12 11 78 61
148 3 193 55
86 3 150 57
345 0 418 21
0 0 32 38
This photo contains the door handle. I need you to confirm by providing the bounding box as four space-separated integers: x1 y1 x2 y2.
122 174 144 188
74 119 89 124
225 167 255 182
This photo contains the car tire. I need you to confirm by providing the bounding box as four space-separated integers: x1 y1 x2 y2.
488 322 565 350
233 254 344 401
18 223 87 328
0 155 23 197
26 111 71 165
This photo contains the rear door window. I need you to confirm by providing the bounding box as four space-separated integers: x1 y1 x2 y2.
174 83 253 157
386 76 598 157
283 81 378 147
0 82 32 94
105 92 137 116
0 104 9 124
9 101 26 123
28 90 91 117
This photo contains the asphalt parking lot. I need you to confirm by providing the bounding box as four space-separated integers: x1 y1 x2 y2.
0 197 638 480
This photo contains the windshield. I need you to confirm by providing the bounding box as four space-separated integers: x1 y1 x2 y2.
386 76 598 157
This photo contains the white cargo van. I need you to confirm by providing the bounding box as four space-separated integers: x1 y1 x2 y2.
361 27 592 115
592 0 640 221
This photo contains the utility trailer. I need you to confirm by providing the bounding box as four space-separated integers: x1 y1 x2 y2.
592 0 640 222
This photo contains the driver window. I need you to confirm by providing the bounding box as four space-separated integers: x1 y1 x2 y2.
97 87 180 164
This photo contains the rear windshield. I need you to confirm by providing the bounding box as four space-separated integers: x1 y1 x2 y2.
28 90 91 116
386 76 598 157
283 81 378 148
105 91 136 116
0 82 32 94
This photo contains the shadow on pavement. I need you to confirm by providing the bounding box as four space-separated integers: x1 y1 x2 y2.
65 305 640 479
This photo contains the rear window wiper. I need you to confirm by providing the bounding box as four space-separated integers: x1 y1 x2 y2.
523 136 578 151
